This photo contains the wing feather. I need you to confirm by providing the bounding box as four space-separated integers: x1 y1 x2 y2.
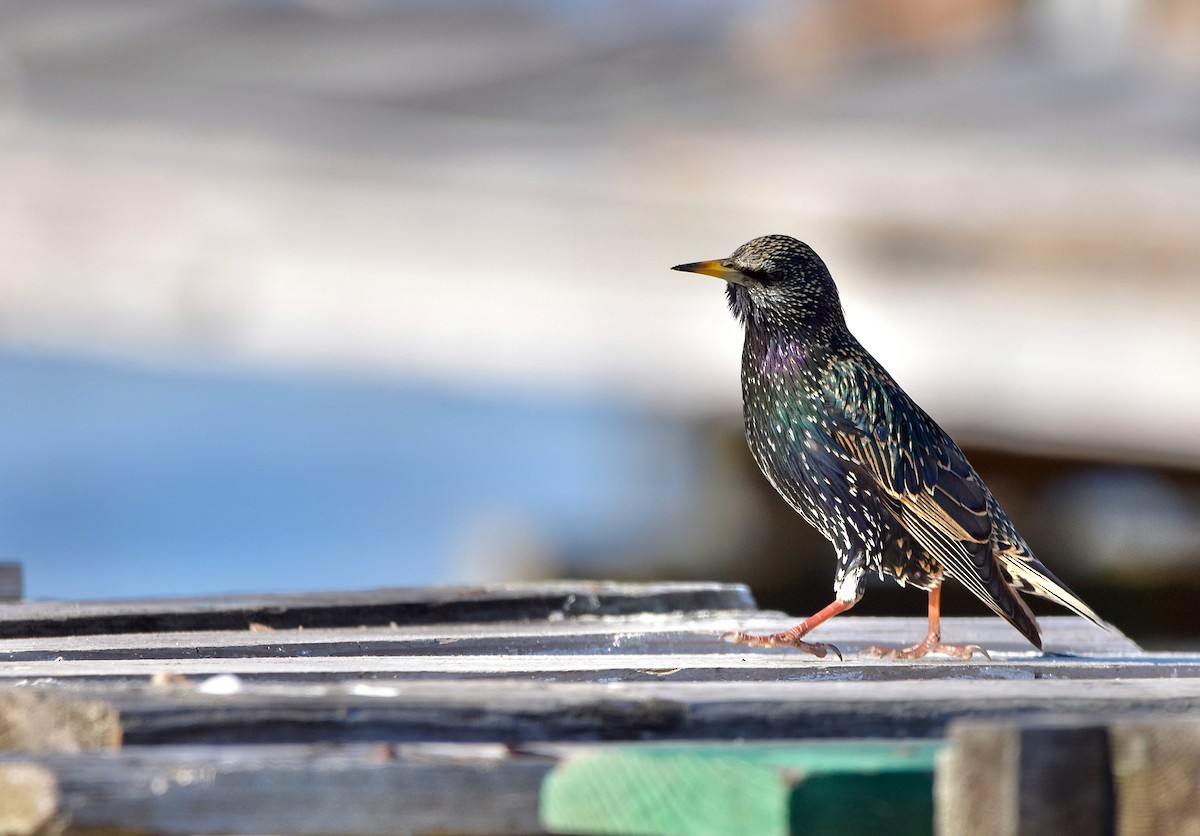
821 358 1042 647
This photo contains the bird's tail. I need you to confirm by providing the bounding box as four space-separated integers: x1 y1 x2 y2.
998 551 1111 632
988 497 1111 634
971 560 1044 650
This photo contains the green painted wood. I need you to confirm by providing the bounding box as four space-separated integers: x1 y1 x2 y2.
540 741 940 836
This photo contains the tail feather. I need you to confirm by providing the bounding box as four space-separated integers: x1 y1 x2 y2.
951 558 1043 650
989 496 1110 633
991 572 1043 650
1000 552 1111 632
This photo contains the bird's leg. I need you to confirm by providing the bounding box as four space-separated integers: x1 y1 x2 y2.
723 598 853 659
865 585 989 660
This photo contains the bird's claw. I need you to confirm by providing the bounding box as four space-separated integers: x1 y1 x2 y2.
863 641 990 660
722 630 843 661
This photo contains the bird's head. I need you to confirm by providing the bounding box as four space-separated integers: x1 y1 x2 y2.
673 234 844 334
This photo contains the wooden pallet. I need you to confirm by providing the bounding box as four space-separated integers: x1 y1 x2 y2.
0 582 1194 835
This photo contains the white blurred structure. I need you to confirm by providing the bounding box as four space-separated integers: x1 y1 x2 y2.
1 0 1199 465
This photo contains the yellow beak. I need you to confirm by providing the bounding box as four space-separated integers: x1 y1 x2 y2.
671 259 748 286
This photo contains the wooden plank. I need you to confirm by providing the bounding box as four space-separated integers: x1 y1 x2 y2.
0 739 935 836
0 563 20 602
541 741 939 836
0 616 1169 687
939 717 1200 836
21 678 1199 746
0 692 121 752
0 582 756 638
935 722 1018 836
0 615 1140 665
0 649 1195 687
1016 724 1113 836
0 744 553 835
1109 719 1200 835
936 718 1115 836
0 763 58 835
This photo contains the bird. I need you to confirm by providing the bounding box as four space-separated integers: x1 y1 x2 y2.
672 234 1108 658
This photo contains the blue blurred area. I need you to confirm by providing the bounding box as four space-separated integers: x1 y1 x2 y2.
0 350 697 599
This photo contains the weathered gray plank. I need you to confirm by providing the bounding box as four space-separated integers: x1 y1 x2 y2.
0 744 553 835
0 582 755 638
2 650 1197 686
0 615 1162 688
29 678 1200 746
0 612 770 662
0 614 1139 663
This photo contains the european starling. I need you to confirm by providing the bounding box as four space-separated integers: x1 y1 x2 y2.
673 234 1107 658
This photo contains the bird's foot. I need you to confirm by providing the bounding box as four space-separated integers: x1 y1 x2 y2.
864 639 990 660
722 630 843 660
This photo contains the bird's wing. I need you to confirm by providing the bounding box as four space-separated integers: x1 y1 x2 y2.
820 357 1042 647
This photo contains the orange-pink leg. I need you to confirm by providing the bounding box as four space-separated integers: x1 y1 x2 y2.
723 598 854 660
865 585 989 659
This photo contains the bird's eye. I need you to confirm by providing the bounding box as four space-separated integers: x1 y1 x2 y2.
738 266 775 285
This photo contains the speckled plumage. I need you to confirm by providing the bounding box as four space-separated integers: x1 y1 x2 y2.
674 234 1107 656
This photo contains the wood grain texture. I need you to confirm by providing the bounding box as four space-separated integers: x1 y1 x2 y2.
542 741 939 836
1109 720 1200 836
935 723 1019 836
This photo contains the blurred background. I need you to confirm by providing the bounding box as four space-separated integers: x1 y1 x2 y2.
1 0 1199 647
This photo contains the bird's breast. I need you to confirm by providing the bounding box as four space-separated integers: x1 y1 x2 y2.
741 353 831 517
740 335 889 562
